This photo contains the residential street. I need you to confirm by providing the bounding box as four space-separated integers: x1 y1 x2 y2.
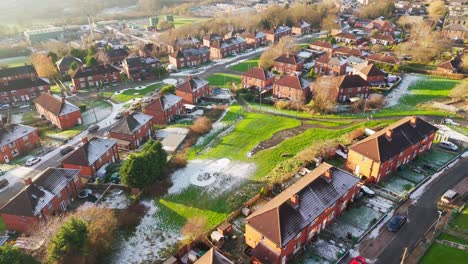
356 157 468 264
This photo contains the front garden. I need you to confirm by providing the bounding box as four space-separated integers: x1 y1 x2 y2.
112 83 164 103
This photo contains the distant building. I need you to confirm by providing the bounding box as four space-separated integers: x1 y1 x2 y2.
0 77 50 106
367 53 399 65
209 36 248 59
292 20 311 36
353 62 386 85
63 137 119 177
95 48 129 65
315 54 347 76
169 47 210 69
0 168 83 233
33 93 82 130
56 56 83 74
24 27 65 44
273 54 304 75
0 65 38 81
265 25 292 43
122 56 160 81
333 47 362 57
175 76 210 105
142 93 184 124
309 41 334 54
242 31 267 48
110 112 154 150
334 32 358 44
437 58 462 74
0 124 41 164
71 65 121 90
314 75 371 103
167 36 200 53
370 34 395 46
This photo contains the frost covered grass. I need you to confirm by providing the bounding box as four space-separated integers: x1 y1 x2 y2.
420 244 468 264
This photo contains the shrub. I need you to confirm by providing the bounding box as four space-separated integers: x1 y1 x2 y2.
0 244 38 264
170 151 188 169
190 117 212 135
79 104 87 112
160 84 175 95
274 100 292 110
47 217 88 263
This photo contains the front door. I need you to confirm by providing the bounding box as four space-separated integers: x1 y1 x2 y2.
3 156 9 163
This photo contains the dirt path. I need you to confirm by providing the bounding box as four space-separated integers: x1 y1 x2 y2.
249 121 357 155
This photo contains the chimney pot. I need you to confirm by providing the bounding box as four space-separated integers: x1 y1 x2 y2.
24 177 33 186
386 129 393 139
410 116 417 127
82 137 89 145
291 194 299 206
324 168 333 180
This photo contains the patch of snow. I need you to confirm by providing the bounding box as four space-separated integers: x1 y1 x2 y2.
310 238 347 262
385 74 424 107
98 189 130 209
367 209 395 239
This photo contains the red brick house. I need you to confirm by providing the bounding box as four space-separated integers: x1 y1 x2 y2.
309 41 334 54
365 19 395 35
442 23 467 40
273 54 304 75
370 34 395 46
63 137 119 177
245 163 360 264
33 93 82 130
292 20 311 36
353 63 386 85
122 56 160 81
315 54 347 76
71 65 121 90
0 77 50 106
56 56 83 74
167 36 200 53
0 124 40 164
142 93 183 124
243 31 267 49
437 59 461 74
0 168 83 233
273 75 311 103
314 74 371 103
203 33 223 47
95 48 129 65
0 65 37 81
176 76 210 104
209 36 248 59
169 47 210 69
110 112 154 150
334 32 358 44
333 47 362 57
195 248 234 264
265 25 292 43
346 116 437 183
241 67 276 92
367 54 399 65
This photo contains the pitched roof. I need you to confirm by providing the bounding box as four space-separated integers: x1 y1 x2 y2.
335 32 357 40
72 65 120 79
33 93 80 117
211 36 246 49
337 74 371 88
242 67 275 80
143 93 182 112
371 33 394 42
275 75 310 90
195 248 233 264
367 53 399 65
56 56 82 69
310 41 333 50
176 77 209 93
359 63 385 77
444 23 468 32
245 163 359 247
63 137 117 166
334 46 362 57
169 46 209 59
110 112 152 135
124 55 159 68
0 65 37 79
274 54 303 65
0 124 37 148
0 77 49 92
438 59 458 71
0 168 80 217
349 116 438 162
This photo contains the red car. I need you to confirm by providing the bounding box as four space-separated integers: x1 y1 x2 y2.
350 256 367 264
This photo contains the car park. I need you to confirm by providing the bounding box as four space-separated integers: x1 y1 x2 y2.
386 215 407 232
24 157 41 167
439 141 459 151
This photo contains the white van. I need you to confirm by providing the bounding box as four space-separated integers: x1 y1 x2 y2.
441 190 459 204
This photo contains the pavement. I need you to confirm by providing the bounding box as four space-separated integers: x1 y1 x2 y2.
353 156 468 263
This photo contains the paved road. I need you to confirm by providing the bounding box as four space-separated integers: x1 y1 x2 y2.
375 157 468 264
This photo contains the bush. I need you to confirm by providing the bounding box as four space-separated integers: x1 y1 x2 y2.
274 100 292 110
47 217 88 263
0 244 38 264
160 84 175 95
170 151 188 169
79 104 87 112
190 116 212 135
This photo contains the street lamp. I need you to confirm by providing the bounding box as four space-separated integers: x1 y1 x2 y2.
433 210 443 237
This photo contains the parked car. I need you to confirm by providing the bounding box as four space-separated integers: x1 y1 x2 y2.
130 102 141 110
386 215 407 232
88 124 100 132
444 118 459 126
0 104 10 109
440 189 459 204
24 157 41 167
114 112 124 119
360 185 375 197
59 145 74 155
0 169 5 176
439 141 459 151
349 256 367 264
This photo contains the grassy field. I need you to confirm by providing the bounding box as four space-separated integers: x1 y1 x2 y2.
228 56 260 72
206 73 241 88
420 243 468 264
453 208 468 230
173 16 212 28
113 83 163 102
43 125 84 139
438 233 468 246
50 84 62 94
0 56 29 67
375 77 460 118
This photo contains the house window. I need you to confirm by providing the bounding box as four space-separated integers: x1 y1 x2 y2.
12 149 19 157
99 157 103 163
57 190 62 198
23 135 29 141
60 201 67 211
361 156 366 162
8 142 15 148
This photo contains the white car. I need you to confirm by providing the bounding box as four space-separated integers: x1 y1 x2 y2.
24 157 41 167
444 118 460 126
439 141 459 151
360 185 375 197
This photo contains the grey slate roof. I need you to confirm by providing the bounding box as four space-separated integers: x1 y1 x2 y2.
0 124 37 148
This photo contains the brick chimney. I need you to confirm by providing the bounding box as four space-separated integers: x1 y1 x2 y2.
410 116 417 127
291 194 299 207
386 129 393 140
324 168 333 181
82 137 89 145
24 177 33 186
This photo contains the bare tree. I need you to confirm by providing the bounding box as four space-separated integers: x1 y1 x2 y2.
259 36 298 69
31 53 58 79
449 80 468 101
428 1 446 23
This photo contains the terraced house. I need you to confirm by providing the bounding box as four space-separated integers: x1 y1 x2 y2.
0 64 37 81
0 168 82 233
244 163 360 264
242 31 267 48
71 65 121 90
63 137 119 177
169 47 210 69
122 56 160 81
110 112 154 150
209 36 247 59
314 74 371 103
273 54 304 75
0 124 40 164
176 76 210 105
273 75 311 103
346 116 438 183
265 25 291 43
291 20 311 36
33 93 82 130
142 93 183 124
0 77 50 106
241 67 276 93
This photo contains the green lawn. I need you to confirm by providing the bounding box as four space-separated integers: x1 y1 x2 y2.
206 73 241 88
438 233 468 246
0 217 5 232
228 56 260 72
248 103 353 119
420 243 468 264
43 125 84 139
50 84 61 94
0 56 29 67
453 208 468 230
173 16 212 28
113 83 163 102
305 119 353 127
375 77 460 118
